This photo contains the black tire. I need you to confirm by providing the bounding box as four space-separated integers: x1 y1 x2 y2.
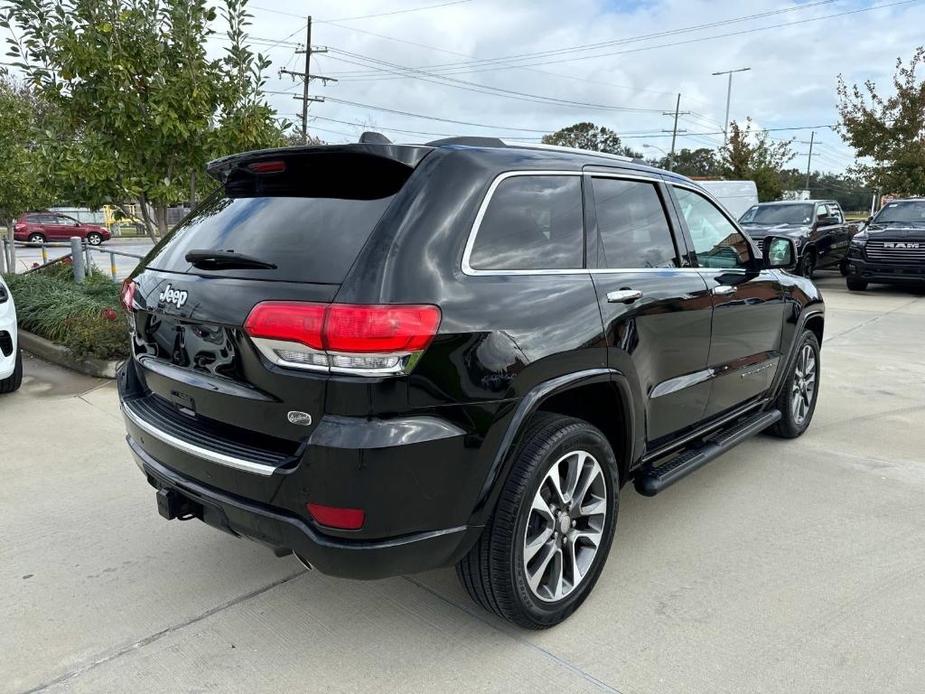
769 331 820 439
456 413 619 629
86 232 103 246
846 277 868 291
839 259 849 277
797 250 816 279
0 348 23 394
28 232 45 245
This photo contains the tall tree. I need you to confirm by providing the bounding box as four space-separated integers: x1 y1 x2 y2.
2 0 286 240
0 72 52 259
656 147 722 178
720 118 795 201
542 122 640 158
836 46 925 197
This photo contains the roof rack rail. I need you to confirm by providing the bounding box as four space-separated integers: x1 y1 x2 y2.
499 140 634 163
426 136 507 147
359 131 393 145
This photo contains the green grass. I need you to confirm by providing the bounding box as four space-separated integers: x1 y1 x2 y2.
4 263 129 360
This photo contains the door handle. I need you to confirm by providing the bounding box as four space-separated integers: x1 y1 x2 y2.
606 289 643 304
713 285 736 296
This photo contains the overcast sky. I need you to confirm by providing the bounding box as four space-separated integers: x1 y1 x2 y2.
214 0 921 173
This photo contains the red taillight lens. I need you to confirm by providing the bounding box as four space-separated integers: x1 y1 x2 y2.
307 503 365 530
120 279 137 312
244 302 326 350
324 304 441 353
244 302 441 358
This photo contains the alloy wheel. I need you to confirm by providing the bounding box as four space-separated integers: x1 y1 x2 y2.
523 449 607 603
791 343 817 426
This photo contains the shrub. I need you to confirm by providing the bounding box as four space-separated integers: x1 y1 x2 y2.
3 265 129 361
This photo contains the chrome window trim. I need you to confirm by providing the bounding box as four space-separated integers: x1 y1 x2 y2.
462 169 676 277
122 402 277 476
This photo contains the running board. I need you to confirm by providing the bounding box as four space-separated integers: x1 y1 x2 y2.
634 409 782 497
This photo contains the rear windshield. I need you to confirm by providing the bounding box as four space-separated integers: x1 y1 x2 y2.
143 194 394 283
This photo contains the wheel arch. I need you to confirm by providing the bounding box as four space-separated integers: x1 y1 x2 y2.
470 369 634 528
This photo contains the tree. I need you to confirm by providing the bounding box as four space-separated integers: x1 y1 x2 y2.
836 46 925 197
656 147 722 178
3 0 287 241
542 122 641 158
720 118 795 201
0 72 52 261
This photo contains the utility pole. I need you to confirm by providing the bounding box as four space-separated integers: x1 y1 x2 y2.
661 93 689 171
803 130 815 192
279 16 337 143
712 67 751 146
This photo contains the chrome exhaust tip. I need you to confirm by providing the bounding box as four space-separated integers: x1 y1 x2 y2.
295 553 315 571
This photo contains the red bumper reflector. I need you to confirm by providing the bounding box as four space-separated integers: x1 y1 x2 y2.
307 502 365 530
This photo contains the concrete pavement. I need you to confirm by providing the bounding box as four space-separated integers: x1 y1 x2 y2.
1 274 924 693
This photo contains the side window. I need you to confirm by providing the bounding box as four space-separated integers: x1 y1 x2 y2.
673 187 751 269
468 175 583 271
591 177 678 269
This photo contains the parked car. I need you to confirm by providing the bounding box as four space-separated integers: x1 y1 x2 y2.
739 199 859 278
845 197 925 291
13 212 112 245
0 275 22 393
117 136 824 628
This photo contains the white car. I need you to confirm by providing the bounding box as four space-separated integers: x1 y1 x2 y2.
0 275 22 393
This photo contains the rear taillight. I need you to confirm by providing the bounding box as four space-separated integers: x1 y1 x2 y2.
244 302 441 376
120 279 137 312
13 223 25 232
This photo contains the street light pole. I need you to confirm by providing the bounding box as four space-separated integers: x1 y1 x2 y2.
712 67 751 146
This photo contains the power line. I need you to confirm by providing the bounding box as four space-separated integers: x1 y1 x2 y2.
249 1 472 23
310 115 544 141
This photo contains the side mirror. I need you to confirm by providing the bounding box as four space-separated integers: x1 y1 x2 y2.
763 236 796 270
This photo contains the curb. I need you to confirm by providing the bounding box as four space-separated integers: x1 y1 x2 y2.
18 329 122 379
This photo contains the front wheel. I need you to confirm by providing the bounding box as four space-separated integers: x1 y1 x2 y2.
769 331 820 439
456 413 618 629
0 348 23 394
86 232 103 246
846 277 868 291
797 251 816 279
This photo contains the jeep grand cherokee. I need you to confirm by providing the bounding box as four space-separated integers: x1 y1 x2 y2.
118 135 824 628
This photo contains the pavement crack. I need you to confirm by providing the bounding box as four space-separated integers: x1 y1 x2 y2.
402 575 624 694
824 296 921 343
25 569 307 693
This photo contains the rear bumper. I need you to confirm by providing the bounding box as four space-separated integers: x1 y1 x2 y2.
847 258 925 284
128 435 480 579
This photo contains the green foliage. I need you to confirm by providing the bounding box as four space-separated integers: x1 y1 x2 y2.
655 147 722 178
0 72 53 224
720 119 796 201
836 46 925 197
542 122 641 158
779 169 873 211
4 266 128 360
2 0 289 239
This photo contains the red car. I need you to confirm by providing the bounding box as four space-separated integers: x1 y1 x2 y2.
13 212 111 245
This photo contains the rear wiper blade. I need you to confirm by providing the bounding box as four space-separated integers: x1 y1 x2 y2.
185 249 277 270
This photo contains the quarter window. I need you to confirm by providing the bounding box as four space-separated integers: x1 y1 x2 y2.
591 177 678 269
674 187 751 269
468 175 584 271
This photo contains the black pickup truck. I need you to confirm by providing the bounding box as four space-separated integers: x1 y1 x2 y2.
739 200 860 278
845 198 925 291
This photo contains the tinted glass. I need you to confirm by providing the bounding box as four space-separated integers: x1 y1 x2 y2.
145 194 395 283
874 201 925 224
592 178 677 269
469 175 583 270
740 203 814 225
675 187 750 269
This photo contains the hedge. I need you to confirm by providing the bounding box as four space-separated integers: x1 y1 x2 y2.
3 262 129 361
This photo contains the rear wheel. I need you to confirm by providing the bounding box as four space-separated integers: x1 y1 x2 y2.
0 348 23 394
86 232 103 246
456 413 619 629
846 277 868 291
28 232 45 245
769 331 820 439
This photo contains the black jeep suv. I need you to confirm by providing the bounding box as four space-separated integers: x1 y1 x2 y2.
118 136 824 628
845 198 925 291
739 199 859 279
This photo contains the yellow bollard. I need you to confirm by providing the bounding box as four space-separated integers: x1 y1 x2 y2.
41 244 48 265
110 252 117 280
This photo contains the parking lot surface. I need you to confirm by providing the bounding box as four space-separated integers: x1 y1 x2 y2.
2 275 924 693
6 238 153 279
